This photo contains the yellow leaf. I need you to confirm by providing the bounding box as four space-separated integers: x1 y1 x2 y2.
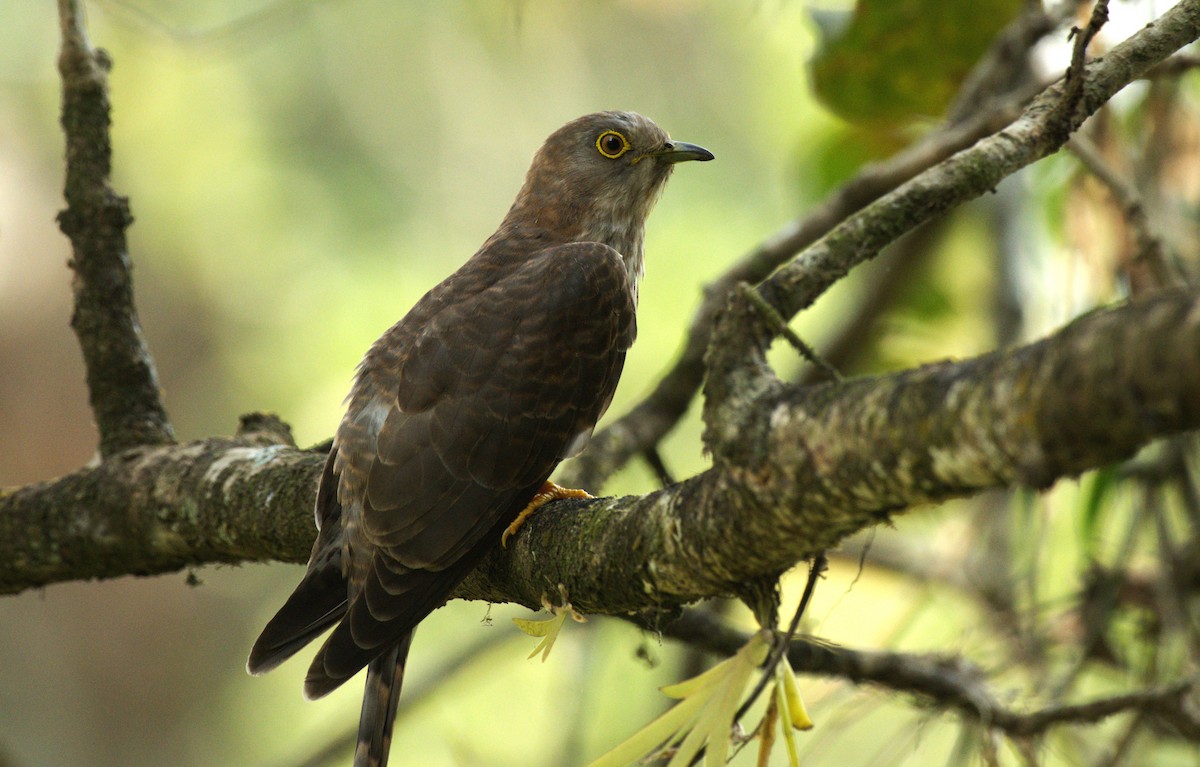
512 591 587 662
588 631 773 767
660 630 770 699
779 658 814 730
512 610 568 661
585 689 708 767
774 680 801 766
512 615 559 638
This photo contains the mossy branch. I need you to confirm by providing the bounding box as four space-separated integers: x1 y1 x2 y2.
6 292 1197 613
56 0 174 455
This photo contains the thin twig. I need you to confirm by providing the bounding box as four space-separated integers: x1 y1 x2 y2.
796 219 945 385
947 0 1083 123
641 447 675 487
740 554 828 721
737 284 843 382
1050 0 1110 142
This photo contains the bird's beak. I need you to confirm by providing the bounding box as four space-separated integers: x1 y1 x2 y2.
652 140 715 164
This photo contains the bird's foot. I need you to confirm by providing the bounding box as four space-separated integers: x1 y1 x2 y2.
502 481 593 547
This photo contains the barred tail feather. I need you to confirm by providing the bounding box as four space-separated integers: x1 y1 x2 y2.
354 631 414 767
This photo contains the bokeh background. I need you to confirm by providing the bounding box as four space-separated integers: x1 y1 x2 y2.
2 1 1197 766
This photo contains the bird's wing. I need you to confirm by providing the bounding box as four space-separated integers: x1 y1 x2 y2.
305 241 636 696
246 446 349 675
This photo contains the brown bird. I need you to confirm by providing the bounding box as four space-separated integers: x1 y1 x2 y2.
247 111 712 766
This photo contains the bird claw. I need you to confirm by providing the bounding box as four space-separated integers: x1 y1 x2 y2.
501 481 593 547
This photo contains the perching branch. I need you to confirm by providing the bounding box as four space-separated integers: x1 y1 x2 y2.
0 415 314 594
463 290 1200 614
4 290 1199 602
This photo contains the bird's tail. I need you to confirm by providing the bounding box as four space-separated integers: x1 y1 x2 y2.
354 630 415 767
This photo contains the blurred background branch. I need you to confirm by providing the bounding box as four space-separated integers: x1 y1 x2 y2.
663 608 1199 744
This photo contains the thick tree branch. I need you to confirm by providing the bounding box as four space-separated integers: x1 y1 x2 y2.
464 290 1200 614
0 416 315 594
5 292 1198 602
56 0 174 456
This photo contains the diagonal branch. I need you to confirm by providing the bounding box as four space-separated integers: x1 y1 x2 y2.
56 0 174 456
560 2 1077 491
760 1 1196 326
701 0 1200 432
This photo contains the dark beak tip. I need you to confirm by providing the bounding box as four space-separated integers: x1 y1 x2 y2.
660 140 714 164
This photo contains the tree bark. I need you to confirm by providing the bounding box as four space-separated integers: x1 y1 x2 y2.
6 293 1199 611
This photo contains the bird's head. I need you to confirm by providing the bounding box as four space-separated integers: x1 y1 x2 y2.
505 111 713 271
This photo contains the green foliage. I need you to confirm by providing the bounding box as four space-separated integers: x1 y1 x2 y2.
810 0 1024 125
1078 465 1120 560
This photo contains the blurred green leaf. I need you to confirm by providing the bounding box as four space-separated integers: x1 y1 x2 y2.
1079 465 1119 560
810 0 1024 126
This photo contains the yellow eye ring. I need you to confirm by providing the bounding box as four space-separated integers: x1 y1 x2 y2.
595 130 631 159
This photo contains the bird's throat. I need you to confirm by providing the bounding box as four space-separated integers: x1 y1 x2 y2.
580 219 644 305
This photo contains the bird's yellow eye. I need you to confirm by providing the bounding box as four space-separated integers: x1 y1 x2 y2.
596 130 631 159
